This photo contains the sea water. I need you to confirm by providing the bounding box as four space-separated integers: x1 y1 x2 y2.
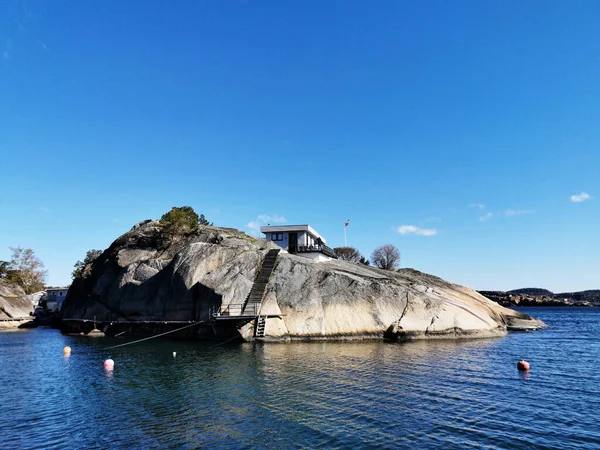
1 307 599 449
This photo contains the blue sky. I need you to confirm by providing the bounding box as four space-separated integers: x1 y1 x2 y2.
1 1 598 291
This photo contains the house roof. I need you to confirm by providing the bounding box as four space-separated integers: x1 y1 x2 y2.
260 224 327 243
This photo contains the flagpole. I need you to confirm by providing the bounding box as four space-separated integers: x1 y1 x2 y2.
344 219 349 246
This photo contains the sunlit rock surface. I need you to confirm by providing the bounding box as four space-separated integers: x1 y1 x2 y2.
0 279 34 327
61 220 545 340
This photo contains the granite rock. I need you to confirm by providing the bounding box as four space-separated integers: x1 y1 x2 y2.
60 220 545 340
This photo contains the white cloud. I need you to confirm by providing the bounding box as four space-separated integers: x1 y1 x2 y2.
258 213 286 224
396 225 437 236
504 209 535 216
247 213 287 236
479 210 534 222
469 203 485 209
40 206 50 213
570 192 591 203
247 220 261 231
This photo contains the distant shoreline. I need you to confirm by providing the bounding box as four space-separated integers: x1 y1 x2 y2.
478 290 600 307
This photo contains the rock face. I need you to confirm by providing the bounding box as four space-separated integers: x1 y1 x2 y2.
61 220 545 340
0 279 34 328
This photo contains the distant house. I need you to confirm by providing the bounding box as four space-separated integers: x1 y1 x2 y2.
44 287 69 312
260 224 337 262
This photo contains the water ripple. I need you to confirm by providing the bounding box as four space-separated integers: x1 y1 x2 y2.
1 308 600 449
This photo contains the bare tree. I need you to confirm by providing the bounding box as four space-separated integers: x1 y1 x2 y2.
7 247 47 293
370 244 400 270
333 246 362 262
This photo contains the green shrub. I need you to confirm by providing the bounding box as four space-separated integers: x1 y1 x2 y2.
159 206 201 243
72 249 103 279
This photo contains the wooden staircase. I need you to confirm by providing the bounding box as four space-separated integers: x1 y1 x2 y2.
242 249 279 316
241 249 279 338
211 249 280 340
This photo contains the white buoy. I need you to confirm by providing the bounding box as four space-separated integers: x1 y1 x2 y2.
173 351 176 357
104 358 115 369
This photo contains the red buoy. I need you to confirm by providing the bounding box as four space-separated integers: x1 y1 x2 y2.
517 360 530 371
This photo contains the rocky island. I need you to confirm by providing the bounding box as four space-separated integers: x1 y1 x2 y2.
60 219 545 341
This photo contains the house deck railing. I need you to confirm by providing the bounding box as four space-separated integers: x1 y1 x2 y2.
297 244 338 259
212 303 260 318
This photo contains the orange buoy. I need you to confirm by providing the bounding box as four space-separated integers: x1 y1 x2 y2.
104 358 115 369
517 360 530 371
63 346 72 355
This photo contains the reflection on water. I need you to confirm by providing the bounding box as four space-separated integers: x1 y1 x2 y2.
519 370 531 381
2 307 600 449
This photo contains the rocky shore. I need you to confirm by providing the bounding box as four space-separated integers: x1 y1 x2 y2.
60 220 545 341
0 279 34 328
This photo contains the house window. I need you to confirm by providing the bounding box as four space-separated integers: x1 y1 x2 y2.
271 233 283 241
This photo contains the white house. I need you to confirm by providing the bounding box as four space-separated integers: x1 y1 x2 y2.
260 224 338 262
44 287 69 312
